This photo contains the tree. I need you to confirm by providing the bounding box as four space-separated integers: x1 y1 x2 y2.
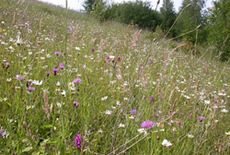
160 0 177 37
83 0 96 13
177 0 205 42
208 0 230 61
104 1 161 30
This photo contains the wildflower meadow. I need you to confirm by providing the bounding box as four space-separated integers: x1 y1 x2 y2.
0 0 229 154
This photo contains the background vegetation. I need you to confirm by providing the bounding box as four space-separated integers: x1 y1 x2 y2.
84 0 230 61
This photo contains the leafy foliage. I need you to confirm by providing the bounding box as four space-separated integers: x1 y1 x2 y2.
208 0 230 61
104 1 161 30
160 0 177 37
83 0 96 13
176 0 205 42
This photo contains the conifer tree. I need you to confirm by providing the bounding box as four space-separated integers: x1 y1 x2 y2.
160 0 176 36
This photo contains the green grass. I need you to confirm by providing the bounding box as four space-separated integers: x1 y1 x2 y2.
0 0 230 154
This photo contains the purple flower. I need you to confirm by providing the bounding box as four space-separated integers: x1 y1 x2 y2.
59 63 65 70
197 116 206 122
73 78 82 85
74 134 82 149
130 109 137 115
0 129 7 138
54 51 62 56
141 120 156 129
53 67 59 76
73 100 79 108
27 86 35 93
149 96 154 103
16 75 25 81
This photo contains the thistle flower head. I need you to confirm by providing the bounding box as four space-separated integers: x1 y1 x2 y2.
27 86 35 93
54 51 62 56
141 120 156 129
53 67 59 76
73 78 82 85
59 63 65 70
16 75 25 81
74 134 82 149
197 116 206 122
130 109 137 115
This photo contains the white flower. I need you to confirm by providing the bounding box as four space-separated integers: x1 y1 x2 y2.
75 47 81 51
101 96 108 101
137 128 147 135
32 80 43 86
98 129 103 133
218 92 226 96
123 81 129 86
162 139 172 147
16 35 23 45
105 110 112 115
46 54 51 58
108 55 115 60
225 131 230 136
6 78 12 82
68 82 76 91
0 97 8 102
118 123 125 128
60 90 66 97
204 100 210 105
116 101 121 106
187 134 194 138
129 116 135 119
56 81 61 86
56 102 62 108
221 109 228 113
183 95 191 100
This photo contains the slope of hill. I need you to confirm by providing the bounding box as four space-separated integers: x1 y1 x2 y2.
0 0 229 154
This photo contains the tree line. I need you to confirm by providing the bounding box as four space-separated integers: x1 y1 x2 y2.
84 0 230 61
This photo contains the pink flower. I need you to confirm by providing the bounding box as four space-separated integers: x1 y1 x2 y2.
73 100 79 108
197 116 206 122
27 86 35 93
59 63 65 70
73 78 82 85
16 75 25 81
141 120 156 129
54 51 62 56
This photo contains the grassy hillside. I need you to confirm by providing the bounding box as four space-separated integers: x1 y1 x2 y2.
0 0 229 154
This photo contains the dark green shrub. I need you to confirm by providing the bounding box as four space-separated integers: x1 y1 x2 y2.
103 1 161 31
